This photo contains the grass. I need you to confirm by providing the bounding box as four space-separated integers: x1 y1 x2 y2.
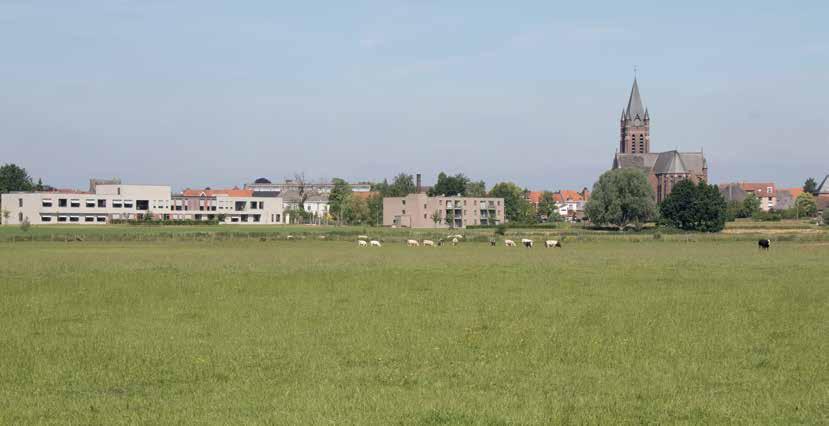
1 239 827 424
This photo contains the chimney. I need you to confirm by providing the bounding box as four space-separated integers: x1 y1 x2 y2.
416 173 422 193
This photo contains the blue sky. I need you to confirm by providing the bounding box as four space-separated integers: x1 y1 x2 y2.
2 1 827 190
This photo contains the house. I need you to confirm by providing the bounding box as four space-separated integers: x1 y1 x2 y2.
719 182 777 211
554 189 590 220
775 188 803 210
817 175 829 212
383 193 504 228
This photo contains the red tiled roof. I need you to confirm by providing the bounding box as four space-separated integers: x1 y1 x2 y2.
554 190 585 203
182 188 253 197
526 191 542 205
737 182 776 197
782 188 803 198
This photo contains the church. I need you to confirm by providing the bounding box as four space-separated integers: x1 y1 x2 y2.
612 79 708 202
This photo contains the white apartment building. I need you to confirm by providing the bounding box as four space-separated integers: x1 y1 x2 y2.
1 185 171 225
1 185 286 225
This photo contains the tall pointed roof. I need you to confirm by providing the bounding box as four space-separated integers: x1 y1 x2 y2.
625 78 646 120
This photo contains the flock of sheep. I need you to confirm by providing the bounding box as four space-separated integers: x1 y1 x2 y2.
356 234 562 249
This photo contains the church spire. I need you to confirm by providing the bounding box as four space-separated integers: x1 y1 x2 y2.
625 78 646 120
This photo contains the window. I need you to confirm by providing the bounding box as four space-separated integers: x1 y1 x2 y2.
70 199 80 208
41 216 52 222
69 216 79 222
136 200 149 210
424 214 427 219
84 216 94 223
18 198 23 207
231 217 239 223
42 199 53 207
98 199 106 208
59 198 67 207
58 216 68 222
123 200 134 209
85 199 96 208
112 200 123 208
117 187 121 195
402 209 406 215
424 204 427 209
19 212 23 222
97 216 106 223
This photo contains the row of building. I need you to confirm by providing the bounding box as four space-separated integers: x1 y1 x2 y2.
718 179 829 212
0 178 510 228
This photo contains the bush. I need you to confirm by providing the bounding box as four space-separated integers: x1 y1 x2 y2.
20 217 31 232
751 210 782 222
822 209 829 226
495 224 507 236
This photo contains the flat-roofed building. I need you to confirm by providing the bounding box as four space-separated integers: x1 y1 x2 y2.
2 184 285 225
383 193 504 228
1 184 171 225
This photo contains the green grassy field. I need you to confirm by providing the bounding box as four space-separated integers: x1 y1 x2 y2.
1 238 827 424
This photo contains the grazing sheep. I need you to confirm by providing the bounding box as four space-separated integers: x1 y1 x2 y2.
437 239 444 247
286 235 294 240
521 238 534 248
370 240 382 247
452 237 459 246
504 239 516 247
423 240 435 247
407 239 420 247
490 239 496 246
358 240 368 247
544 240 561 248
357 235 369 240
318 235 327 240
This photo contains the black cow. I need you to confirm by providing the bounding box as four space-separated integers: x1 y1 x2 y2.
758 239 770 250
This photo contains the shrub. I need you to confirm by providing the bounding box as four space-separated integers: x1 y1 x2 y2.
822 209 829 226
494 224 507 236
20 217 31 232
752 210 782 222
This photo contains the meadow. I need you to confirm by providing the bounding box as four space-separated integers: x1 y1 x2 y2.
1 234 827 424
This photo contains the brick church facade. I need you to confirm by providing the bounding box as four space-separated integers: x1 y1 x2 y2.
612 79 708 202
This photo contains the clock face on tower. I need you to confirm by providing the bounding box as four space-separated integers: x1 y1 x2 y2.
634 118 641 126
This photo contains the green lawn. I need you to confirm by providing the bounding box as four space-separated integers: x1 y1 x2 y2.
1 239 827 424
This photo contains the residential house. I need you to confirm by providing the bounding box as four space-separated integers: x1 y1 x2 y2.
383 193 504 228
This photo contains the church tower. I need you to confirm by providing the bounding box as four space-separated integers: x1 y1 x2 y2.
619 78 650 154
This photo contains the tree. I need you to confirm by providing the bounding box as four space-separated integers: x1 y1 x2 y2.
537 191 562 222
444 210 455 228
489 182 532 224
584 168 656 229
822 208 829 226
795 192 817 217
741 193 761 218
1 209 9 225
429 172 469 197
659 179 727 232
804 177 818 196
328 178 352 223
464 180 487 197
342 196 370 225
387 173 416 197
431 210 442 228
292 172 309 211
366 193 383 226
0 164 34 194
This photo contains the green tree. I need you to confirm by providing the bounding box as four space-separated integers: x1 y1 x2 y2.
0 164 34 194
429 172 469 197
444 210 455 228
1 209 9 225
464 180 487 197
431 210 442 228
366 193 383 226
795 192 817 217
741 193 761 218
342 196 370 225
387 173 416 197
659 180 727 232
328 178 352 223
584 168 656 229
489 182 532 224
803 177 818 195
537 191 562 222
822 208 829 226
